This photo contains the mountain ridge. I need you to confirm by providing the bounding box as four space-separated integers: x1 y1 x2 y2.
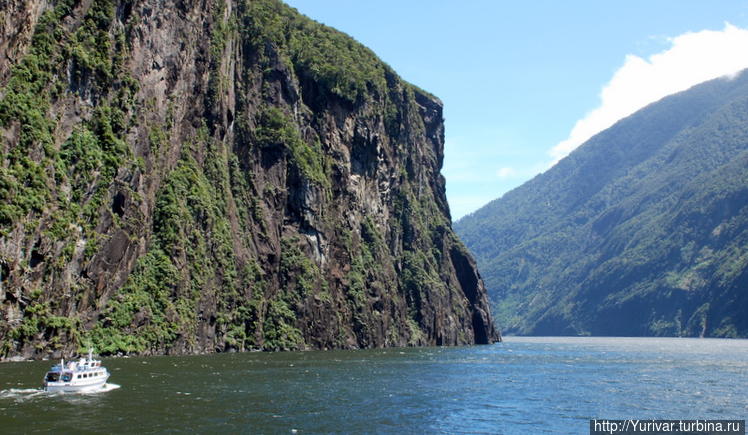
455 71 748 337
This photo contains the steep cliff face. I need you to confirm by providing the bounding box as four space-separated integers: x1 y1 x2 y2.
0 0 498 359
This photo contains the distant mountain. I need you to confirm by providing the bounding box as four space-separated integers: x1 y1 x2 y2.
455 71 748 337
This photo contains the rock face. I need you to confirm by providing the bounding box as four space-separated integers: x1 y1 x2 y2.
455 71 748 338
0 0 498 359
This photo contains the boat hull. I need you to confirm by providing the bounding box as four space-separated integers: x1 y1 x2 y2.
44 376 110 393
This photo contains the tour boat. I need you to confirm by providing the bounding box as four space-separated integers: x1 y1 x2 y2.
43 348 110 393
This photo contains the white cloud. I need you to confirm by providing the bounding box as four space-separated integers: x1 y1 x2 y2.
496 167 516 178
550 23 748 162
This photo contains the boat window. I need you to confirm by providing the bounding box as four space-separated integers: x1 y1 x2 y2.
45 372 59 382
62 373 72 382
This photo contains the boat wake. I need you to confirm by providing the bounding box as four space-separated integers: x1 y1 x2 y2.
0 388 48 401
92 383 121 394
0 383 120 401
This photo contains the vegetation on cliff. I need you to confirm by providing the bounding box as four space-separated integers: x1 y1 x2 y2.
455 71 748 338
0 0 497 359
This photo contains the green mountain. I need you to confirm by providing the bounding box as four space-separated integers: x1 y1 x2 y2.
455 71 748 337
0 0 498 360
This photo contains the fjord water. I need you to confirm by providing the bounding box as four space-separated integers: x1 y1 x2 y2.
1 337 746 434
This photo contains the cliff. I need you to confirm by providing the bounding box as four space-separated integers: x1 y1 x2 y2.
0 0 498 359
455 72 748 338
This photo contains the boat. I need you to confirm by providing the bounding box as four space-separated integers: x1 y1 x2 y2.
43 348 111 393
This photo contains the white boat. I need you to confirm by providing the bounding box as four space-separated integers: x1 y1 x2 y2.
43 348 111 393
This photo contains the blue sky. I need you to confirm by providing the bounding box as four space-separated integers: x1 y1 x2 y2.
284 1 748 219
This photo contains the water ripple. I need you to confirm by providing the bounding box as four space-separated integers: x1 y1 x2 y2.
0 337 745 433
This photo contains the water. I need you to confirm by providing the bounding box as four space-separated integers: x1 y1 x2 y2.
0 337 746 434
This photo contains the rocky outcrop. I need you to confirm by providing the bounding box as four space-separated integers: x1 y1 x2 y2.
0 0 47 84
0 0 498 359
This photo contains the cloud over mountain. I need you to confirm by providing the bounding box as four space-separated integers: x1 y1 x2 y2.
551 23 748 162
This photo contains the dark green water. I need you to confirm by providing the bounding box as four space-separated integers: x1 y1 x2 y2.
1 337 746 433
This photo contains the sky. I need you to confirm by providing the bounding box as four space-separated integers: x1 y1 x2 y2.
284 1 748 220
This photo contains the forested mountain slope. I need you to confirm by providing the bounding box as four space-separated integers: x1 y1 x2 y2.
455 71 748 337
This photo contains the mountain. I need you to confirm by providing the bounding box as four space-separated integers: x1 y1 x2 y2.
0 0 498 360
455 71 748 338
